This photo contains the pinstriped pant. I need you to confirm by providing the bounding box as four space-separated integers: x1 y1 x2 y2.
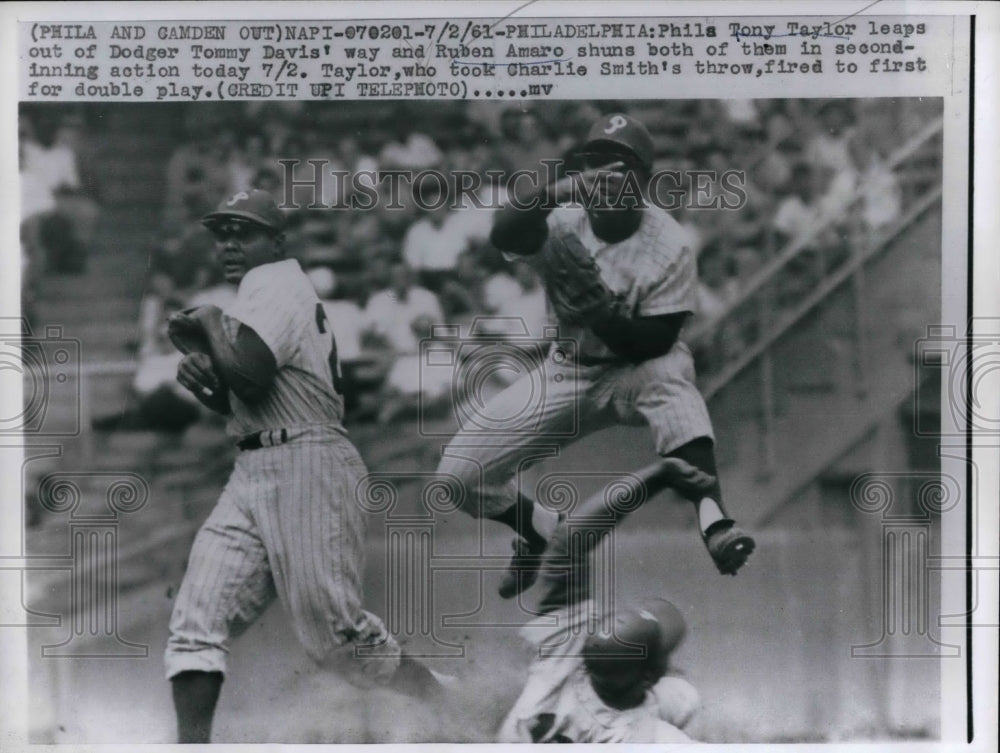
437 342 714 518
164 427 398 680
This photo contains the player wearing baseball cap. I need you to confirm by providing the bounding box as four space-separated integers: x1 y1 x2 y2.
499 597 700 743
436 112 754 606
163 189 443 743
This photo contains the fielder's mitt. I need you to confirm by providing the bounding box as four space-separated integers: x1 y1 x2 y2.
167 308 211 356
538 232 626 326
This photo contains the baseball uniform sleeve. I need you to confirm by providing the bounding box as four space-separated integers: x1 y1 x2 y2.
636 242 697 318
225 261 302 367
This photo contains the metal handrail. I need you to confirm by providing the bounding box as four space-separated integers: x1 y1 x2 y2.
703 185 942 400
689 115 943 347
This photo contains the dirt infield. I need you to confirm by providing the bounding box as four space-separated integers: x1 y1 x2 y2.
23 420 940 743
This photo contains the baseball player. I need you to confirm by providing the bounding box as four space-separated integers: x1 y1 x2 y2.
163 189 441 743
436 113 754 605
499 597 700 743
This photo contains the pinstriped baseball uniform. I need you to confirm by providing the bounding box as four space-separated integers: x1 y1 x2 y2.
499 605 696 743
165 258 399 682
438 203 714 518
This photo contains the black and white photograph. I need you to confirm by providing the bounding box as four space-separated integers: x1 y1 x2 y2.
1 3 996 749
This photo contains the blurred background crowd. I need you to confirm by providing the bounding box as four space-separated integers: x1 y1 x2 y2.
19 98 930 433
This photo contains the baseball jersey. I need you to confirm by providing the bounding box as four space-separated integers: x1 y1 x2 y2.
222 258 345 437
500 604 696 744
543 205 697 363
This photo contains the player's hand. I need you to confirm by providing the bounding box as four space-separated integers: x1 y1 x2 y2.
167 309 205 351
176 352 222 399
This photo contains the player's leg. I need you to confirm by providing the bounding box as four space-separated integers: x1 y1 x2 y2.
663 437 755 574
618 345 755 574
165 466 276 743
171 670 223 744
436 359 605 597
256 436 444 694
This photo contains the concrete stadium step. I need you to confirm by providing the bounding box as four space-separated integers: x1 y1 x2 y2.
39 296 142 325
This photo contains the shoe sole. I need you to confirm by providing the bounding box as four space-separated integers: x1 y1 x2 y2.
715 534 755 575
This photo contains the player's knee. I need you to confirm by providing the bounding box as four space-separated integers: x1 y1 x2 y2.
435 454 481 496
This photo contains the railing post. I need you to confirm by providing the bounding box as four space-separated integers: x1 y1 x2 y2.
850 212 869 399
756 295 776 480
79 371 93 466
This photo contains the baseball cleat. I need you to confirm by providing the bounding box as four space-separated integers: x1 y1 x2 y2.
703 519 755 575
498 536 547 599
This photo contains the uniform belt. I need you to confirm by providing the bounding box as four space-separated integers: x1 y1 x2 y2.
237 428 289 451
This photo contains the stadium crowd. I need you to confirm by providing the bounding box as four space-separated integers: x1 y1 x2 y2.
20 99 921 431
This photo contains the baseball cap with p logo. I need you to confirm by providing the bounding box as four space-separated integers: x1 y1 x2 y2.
574 112 655 172
202 189 286 234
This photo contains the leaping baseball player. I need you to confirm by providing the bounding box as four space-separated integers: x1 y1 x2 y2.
499 597 700 743
436 112 755 608
163 189 442 743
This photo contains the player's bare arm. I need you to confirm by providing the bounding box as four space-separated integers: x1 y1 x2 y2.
179 305 277 405
490 163 623 254
589 310 689 363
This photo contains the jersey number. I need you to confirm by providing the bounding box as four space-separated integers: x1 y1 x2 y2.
315 303 344 395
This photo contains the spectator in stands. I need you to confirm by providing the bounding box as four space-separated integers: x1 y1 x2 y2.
481 261 550 341
772 162 848 306
773 163 823 242
49 112 101 252
364 261 443 354
338 133 380 207
363 261 448 423
496 106 557 179
163 121 230 228
252 166 283 195
378 118 443 170
402 181 472 293
850 136 902 234
307 265 383 418
227 128 270 194
438 248 488 321
19 110 95 274
93 276 201 434
806 100 857 172
441 139 502 250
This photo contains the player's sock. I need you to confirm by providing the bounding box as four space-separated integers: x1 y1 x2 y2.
696 497 726 534
664 437 737 535
489 493 550 548
171 670 223 743
665 436 724 505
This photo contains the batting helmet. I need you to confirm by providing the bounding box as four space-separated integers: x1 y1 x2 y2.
202 189 285 234
573 112 655 172
582 599 686 708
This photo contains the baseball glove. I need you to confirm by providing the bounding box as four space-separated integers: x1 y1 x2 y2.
538 232 627 326
167 308 211 355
